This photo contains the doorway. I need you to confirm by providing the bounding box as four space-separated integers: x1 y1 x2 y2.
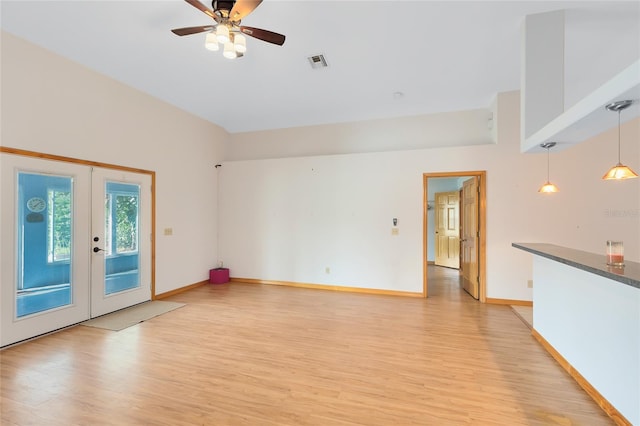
1 150 155 346
423 171 486 301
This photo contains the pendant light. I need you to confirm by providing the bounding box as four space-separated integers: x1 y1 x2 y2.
602 100 638 180
538 142 559 193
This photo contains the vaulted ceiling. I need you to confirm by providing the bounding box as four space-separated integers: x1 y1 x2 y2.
1 1 638 134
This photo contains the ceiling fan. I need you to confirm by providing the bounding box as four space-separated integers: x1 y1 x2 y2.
171 0 285 59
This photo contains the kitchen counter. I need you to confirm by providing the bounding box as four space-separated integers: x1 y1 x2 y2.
512 242 640 289
513 242 639 425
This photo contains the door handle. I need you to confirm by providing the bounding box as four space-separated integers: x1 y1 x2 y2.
93 247 105 253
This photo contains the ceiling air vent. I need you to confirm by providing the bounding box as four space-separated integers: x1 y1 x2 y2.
308 54 328 69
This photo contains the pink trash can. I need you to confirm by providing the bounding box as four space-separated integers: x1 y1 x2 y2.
209 268 230 284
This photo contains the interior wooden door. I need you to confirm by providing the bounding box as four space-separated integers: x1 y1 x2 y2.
461 177 479 299
434 191 460 269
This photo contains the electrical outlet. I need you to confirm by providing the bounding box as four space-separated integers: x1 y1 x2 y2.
164 228 173 236
391 228 399 236
325 267 330 274
527 279 533 288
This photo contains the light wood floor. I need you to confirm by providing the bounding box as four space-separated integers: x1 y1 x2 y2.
511 305 534 329
1 266 612 425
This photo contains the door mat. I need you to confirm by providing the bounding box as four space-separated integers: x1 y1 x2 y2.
81 301 185 331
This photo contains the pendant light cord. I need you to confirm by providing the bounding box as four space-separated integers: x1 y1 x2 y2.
617 110 622 164
547 147 550 181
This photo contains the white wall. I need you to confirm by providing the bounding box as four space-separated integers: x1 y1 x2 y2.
520 6 640 147
0 32 227 294
226 108 493 160
4 31 637 301
564 6 640 110
219 91 639 300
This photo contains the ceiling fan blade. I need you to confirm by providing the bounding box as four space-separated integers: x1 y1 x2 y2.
229 0 263 21
184 0 220 23
171 25 215 36
240 26 286 46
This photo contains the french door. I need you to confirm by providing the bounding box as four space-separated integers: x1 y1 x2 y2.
90 167 151 316
1 153 152 346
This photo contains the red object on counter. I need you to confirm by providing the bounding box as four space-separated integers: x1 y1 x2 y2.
606 254 624 266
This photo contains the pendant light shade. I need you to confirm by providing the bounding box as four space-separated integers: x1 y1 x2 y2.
538 182 559 193
603 100 638 180
538 142 559 193
602 164 638 180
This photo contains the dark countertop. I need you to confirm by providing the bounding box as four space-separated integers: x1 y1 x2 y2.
512 243 640 290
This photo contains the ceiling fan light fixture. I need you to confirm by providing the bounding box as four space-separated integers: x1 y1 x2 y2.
216 25 230 44
172 0 286 60
234 34 247 53
205 31 220 51
223 41 237 59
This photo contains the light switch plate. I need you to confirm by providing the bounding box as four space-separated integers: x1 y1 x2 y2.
391 228 399 236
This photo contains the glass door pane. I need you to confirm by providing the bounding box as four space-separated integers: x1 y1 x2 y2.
104 182 140 295
17 173 73 317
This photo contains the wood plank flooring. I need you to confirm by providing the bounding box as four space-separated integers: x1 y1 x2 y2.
511 305 534 330
1 267 612 425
